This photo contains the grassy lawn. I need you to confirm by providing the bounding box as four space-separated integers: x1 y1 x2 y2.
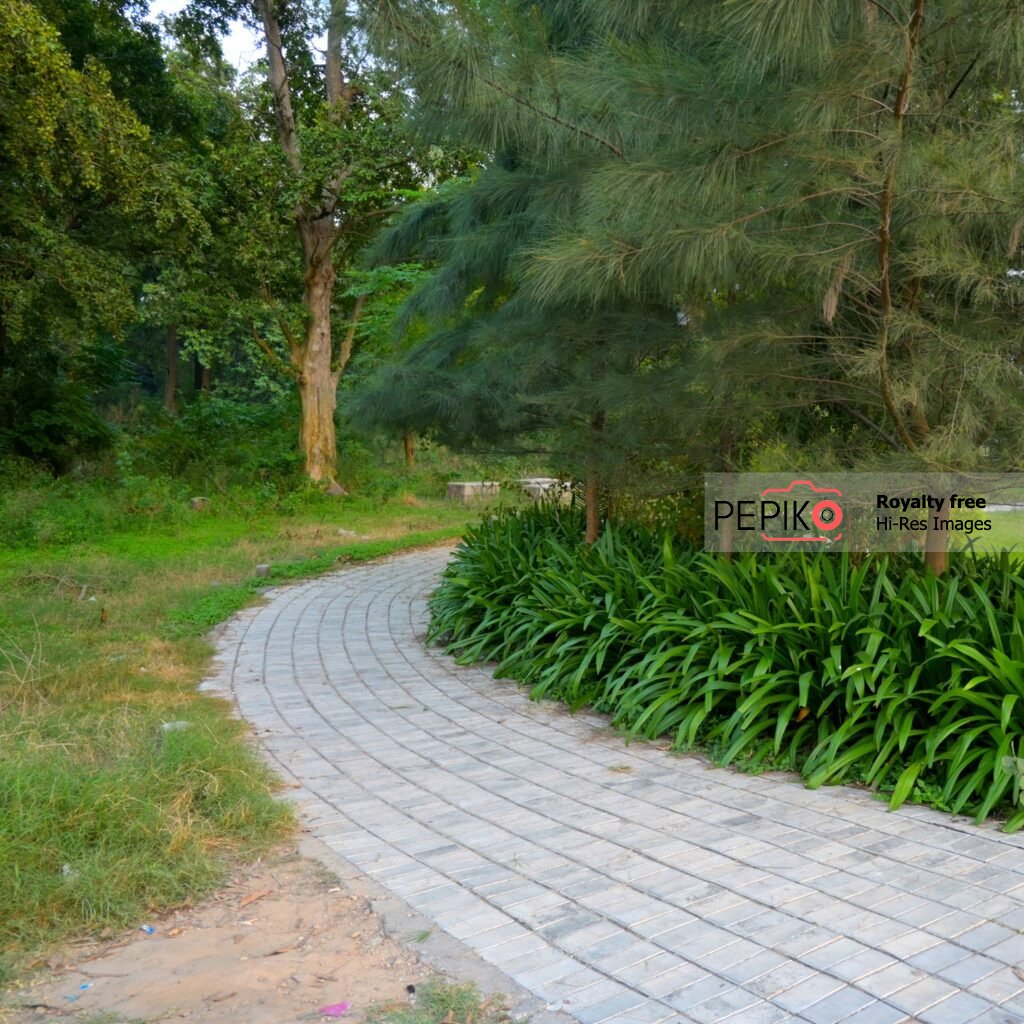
959 509 1024 557
0 490 486 981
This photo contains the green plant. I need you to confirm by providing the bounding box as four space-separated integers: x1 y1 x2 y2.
130 397 304 488
364 980 508 1024
430 506 1024 829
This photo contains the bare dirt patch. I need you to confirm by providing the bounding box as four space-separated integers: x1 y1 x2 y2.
3 851 429 1024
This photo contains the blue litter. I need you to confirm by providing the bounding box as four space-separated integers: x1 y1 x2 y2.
65 983 92 1002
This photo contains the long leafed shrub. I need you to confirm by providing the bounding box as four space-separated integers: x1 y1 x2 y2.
429 506 1024 829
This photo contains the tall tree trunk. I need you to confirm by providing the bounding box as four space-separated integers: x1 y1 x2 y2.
585 473 601 544
297 248 338 482
585 410 606 545
403 430 416 467
259 0 354 488
924 518 949 576
201 364 211 395
164 323 179 413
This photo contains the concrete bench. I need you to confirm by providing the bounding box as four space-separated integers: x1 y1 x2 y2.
446 481 501 502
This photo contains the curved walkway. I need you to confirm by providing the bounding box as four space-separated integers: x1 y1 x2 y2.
206 548 1024 1024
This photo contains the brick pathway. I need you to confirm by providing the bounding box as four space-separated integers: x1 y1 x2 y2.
205 548 1024 1024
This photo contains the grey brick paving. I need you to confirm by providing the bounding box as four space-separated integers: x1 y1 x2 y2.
204 548 1024 1024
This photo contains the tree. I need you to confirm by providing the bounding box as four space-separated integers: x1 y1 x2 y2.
251 0 350 484
522 1 1024 571
359 0 697 541
172 0 466 486
368 0 1024 567
0 0 168 468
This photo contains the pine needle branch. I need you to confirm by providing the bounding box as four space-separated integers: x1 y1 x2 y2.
476 72 626 160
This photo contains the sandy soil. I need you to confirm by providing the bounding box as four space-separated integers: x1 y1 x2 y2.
3 850 429 1024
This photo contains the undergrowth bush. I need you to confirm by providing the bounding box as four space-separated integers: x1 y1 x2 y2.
0 462 190 548
429 506 1024 829
129 396 305 487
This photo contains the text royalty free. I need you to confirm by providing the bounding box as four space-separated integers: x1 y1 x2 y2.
875 493 990 533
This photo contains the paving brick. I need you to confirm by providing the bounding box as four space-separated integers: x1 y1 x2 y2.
572 991 649 1024
965 966 1024 1004
885 976 961 1015
913 989 992 1024
937 953 1002 987
608 952 680 985
640 961 710 998
602 1009 676 1024
770 974 846 1013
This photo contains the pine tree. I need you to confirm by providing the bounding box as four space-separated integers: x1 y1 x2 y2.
360 0 699 540
523 1 1024 565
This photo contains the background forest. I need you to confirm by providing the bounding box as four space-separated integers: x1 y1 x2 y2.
6 0 1024 540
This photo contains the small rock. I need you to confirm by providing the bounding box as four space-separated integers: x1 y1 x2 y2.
160 721 191 733
189 496 211 511
324 482 347 497
255 564 271 577
337 528 358 537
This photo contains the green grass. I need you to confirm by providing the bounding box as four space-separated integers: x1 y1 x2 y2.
0 487 495 981
959 509 1024 557
365 980 509 1024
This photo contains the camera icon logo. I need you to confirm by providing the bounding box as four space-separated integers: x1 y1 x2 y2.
760 480 843 544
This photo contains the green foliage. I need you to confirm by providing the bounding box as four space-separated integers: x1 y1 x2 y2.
0 462 186 549
366 0 1024 478
130 396 305 486
0 404 542 550
0 0 154 343
0 0 210 474
162 584 253 637
0 338 128 472
357 5 696 487
430 506 1024 829
0 464 482 974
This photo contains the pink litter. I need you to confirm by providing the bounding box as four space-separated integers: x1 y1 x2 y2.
319 1002 351 1018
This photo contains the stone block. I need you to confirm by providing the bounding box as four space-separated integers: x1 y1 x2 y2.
516 478 571 503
